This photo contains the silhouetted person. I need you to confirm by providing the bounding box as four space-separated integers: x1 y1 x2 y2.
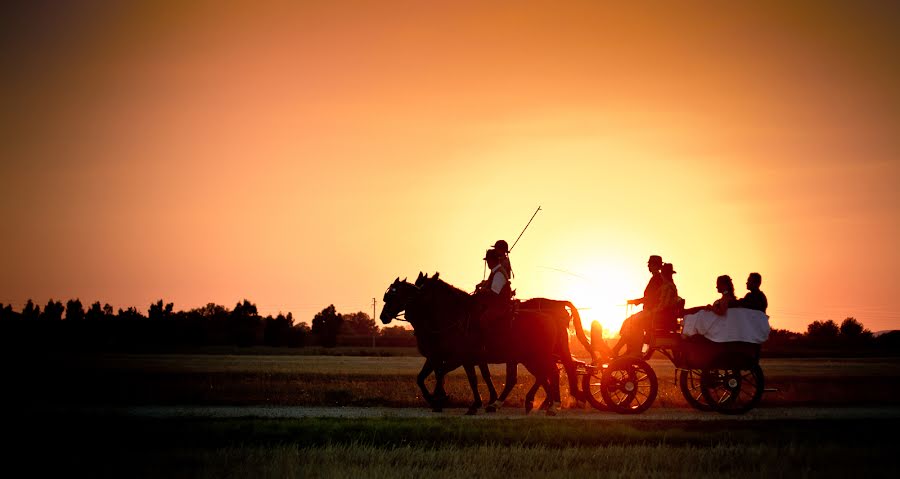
492 239 513 279
654 263 683 331
612 255 664 358
684 275 740 316
475 248 513 328
737 272 768 313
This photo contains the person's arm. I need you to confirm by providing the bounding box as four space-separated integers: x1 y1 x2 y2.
710 293 734 316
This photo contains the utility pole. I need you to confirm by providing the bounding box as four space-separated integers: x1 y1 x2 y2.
372 297 377 348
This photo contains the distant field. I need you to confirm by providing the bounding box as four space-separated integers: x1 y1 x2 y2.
8 353 900 409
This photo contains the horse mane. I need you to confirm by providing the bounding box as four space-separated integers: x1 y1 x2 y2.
426 276 473 302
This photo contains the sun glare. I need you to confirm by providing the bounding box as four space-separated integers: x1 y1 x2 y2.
532 260 642 339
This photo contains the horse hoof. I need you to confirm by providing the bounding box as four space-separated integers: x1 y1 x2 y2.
546 408 558 417
485 405 497 413
465 408 478 416
525 403 533 414
576 400 586 409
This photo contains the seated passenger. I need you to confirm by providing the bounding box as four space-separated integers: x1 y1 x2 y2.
654 262 683 331
683 275 739 317
736 272 768 313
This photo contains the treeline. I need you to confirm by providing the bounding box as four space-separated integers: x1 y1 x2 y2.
0 299 415 351
762 317 900 357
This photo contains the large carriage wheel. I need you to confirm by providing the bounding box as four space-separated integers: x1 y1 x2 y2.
700 355 764 415
678 369 713 411
600 357 658 414
580 366 608 410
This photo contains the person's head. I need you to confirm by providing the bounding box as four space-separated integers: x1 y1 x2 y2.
492 240 509 254
747 272 762 291
716 275 735 295
647 255 663 273
484 248 501 268
661 262 676 278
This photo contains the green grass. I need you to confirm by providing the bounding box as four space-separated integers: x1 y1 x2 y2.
11 416 899 478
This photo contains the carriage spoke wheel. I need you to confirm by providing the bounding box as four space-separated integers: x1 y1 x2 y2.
580 366 608 410
700 359 764 415
600 357 658 414
678 369 713 411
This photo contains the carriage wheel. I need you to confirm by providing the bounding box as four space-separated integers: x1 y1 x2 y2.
600 357 658 414
678 369 713 411
700 356 764 415
580 366 608 410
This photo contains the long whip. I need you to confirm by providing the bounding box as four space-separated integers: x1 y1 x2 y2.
509 206 541 252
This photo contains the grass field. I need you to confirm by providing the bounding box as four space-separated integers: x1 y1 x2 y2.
7 352 900 477
10 415 899 478
7 352 900 409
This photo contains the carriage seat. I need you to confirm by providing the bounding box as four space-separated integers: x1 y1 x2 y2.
648 298 686 348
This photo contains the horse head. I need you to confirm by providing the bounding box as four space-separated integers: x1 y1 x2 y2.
380 276 419 324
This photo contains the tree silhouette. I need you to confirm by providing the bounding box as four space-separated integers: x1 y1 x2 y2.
380 325 413 337
85 301 105 321
807 320 839 340
839 317 869 339
117 306 145 320
148 300 174 320
65 299 85 321
340 311 379 337
264 313 294 347
22 299 40 321
41 300 64 321
312 305 342 347
230 299 262 346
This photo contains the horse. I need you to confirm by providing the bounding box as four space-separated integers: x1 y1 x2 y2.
380 276 498 413
382 273 593 415
411 272 597 411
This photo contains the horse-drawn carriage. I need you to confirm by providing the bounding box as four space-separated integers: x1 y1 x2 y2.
381 273 769 416
580 307 770 415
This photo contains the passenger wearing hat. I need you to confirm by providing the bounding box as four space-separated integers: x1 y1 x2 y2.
612 255 665 358
492 240 514 279
654 263 683 331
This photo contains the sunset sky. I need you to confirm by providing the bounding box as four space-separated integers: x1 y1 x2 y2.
2 1 899 335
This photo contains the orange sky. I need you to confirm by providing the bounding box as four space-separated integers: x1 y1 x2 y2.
2 1 899 334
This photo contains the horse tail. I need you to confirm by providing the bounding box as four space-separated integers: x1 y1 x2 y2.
563 301 595 363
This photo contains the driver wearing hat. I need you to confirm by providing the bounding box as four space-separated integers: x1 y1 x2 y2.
492 240 513 279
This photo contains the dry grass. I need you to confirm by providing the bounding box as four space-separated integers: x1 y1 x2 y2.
8 353 900 409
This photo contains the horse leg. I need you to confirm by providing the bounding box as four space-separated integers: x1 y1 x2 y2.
463 363 482 415
489 363 518 412
546 361 562 416
560 357 585 408
478 362 498 412
417 359 438 411
526 379 544 412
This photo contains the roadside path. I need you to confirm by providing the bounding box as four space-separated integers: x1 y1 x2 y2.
47 405 900 421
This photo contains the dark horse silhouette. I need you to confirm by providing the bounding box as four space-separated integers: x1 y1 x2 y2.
379 276 496 413
381 272 593 414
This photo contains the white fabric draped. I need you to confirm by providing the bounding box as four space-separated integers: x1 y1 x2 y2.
682 308 771 344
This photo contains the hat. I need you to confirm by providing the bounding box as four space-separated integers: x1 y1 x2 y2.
662 263 676 274
648 255 663 265
492 240 509 253
484 248 501 261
